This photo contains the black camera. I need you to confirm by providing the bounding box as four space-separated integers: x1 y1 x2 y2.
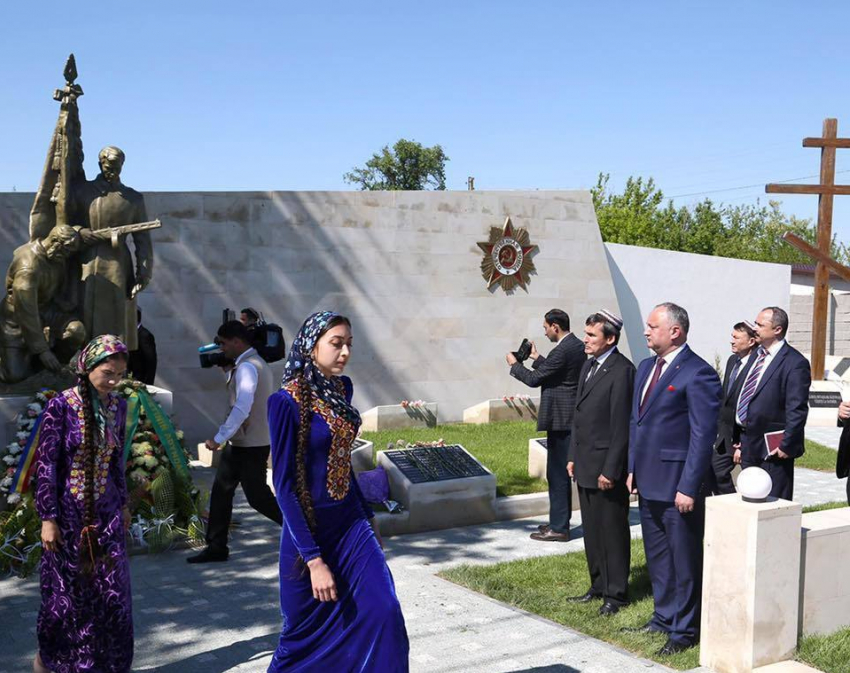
198 308 287 368
513 338 532 363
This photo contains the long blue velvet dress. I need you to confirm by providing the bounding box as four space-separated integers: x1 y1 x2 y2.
267 376 409 672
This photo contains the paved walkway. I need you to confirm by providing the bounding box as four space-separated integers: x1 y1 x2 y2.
0 463 845 673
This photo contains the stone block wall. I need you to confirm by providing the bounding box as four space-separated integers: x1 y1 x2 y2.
0 190 620 445
790 293 850 357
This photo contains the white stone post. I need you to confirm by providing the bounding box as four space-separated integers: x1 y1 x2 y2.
700 494 802 673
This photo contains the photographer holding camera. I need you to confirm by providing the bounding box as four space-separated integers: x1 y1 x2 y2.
188 320 283 563
507 309 586 541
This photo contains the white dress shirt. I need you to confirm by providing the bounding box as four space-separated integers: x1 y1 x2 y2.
640 344 685 405
586 345 615 379
214 348 259 445
735 340 786 425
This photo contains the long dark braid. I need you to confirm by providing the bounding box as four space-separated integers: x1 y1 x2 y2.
77 374 104 576
295 372 317 535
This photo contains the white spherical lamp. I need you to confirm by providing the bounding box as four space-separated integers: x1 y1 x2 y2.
738 467 773 502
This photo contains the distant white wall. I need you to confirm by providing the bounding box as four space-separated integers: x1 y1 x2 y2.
604 243 792 369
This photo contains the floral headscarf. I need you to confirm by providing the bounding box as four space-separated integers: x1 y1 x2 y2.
282 311 361 428
75 334 129 375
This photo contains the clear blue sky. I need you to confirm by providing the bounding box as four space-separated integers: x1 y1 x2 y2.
4 2 850 240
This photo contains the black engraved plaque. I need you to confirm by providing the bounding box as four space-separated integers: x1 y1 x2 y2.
384 445 489 483
809 390 842 408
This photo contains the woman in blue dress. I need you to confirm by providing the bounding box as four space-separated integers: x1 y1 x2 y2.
267 310 409 672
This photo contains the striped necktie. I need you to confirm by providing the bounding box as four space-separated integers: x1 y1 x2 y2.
585 359 599 381
736 346 768 425
727 357 743 395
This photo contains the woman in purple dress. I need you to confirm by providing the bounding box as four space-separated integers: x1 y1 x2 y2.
33 335 133 673
267 311 409 672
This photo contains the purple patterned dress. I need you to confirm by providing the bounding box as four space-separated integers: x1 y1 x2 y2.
33 387 133 673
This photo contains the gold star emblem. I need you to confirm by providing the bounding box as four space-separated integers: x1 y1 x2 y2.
477 217 538 291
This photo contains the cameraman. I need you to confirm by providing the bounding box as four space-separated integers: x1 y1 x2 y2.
188 320 283 563
507 309 585 542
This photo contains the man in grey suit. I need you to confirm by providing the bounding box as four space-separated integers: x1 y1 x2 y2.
508 308 586 541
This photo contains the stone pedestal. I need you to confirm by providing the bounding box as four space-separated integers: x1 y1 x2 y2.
351 439 375 473
0 394 31 453
377 445 496 534
360 403 437 432
463 397 539 424
700 494 802 673
527 437 580 511
196 442 221 468
145 384 173 416
799 508 850 636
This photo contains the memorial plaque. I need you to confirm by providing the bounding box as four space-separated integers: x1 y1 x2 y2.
353 438 369 450
384 445 489 483
809 390 842 408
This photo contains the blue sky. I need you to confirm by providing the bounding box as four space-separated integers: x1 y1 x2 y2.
4 2 850 240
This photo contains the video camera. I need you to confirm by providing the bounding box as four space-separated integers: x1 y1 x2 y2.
198 308 287 368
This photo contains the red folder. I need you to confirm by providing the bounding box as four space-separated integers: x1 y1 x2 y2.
764 430 785 459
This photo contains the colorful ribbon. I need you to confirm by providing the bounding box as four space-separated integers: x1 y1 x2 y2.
10 413 44 495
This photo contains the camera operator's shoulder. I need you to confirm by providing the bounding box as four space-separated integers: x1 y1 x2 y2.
340 376 354 403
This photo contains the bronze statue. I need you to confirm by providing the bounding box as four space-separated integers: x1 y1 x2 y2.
74 146 154 351
0 54 159 390
0 225 87 384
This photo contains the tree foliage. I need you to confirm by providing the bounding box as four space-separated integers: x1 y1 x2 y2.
344 139 449 191
591 173 850 265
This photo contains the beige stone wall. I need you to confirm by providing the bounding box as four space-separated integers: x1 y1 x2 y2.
789 292 850 357
0 190 620 445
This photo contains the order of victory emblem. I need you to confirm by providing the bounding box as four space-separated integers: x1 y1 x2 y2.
477 217 538 291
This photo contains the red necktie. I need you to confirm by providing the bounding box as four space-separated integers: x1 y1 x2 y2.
640 357 666 414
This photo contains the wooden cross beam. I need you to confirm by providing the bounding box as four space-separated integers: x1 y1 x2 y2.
766 118 850 380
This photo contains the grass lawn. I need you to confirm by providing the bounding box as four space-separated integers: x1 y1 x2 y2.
440 539 701 670
441 538 850 672
361 420 545 497
803 501 848 514
799 440 840 472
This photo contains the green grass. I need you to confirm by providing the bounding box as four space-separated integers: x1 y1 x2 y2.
441 538 850 672
440 539 701 670
799 440 839 472
361 420 546 497
798 627 850 672
803 501 848 514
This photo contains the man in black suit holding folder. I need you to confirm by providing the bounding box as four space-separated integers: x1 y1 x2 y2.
567 310 634 615
738 307 810 500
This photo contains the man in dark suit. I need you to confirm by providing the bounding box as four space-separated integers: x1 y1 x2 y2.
625 302 721 655
738 306 810 500
566 310 635 615
837 401 850 505
710 321 757 495
508 308 586 541
129 308 158 385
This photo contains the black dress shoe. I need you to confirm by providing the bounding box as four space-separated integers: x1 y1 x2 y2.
599 601 621 616
620 621 666 635
567 590 602 603
187 548 229 564
657 638 694 655
530 529 570 542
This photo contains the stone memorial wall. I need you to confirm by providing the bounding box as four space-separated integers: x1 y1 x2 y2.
0 190 619 444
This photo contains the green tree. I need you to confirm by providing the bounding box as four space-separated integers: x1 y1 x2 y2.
344 139 449 191
591 172 850 265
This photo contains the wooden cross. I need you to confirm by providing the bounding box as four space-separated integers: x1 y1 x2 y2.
766 118 850 380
